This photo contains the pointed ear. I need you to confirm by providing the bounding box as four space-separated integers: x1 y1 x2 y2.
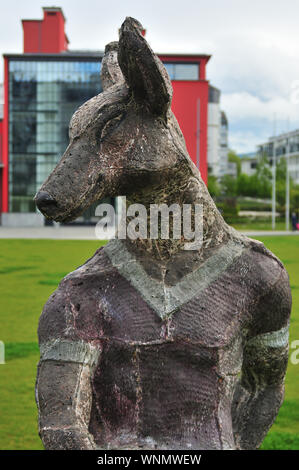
118 17 172 117
100 42 126 91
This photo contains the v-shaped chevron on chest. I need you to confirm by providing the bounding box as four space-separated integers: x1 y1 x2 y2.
104 239 246 320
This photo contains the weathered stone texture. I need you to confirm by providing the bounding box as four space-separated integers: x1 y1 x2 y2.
34 17 292 450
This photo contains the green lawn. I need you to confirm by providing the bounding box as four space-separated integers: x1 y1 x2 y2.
0 237 298 450
232 219 287 231
0 239 101 450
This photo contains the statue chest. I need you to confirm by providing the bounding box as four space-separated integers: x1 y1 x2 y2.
77 240 252 347
47 240 256 354
88 277 243 449
91 266 245 381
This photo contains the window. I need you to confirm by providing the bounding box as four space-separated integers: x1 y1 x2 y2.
163 63 199 81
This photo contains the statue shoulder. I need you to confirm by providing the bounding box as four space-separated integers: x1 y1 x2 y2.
38 245 114 344
246 237 288 287
63 244 113 282
245 238 291 336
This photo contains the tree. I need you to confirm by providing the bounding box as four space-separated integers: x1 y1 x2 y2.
253 155 272 198
236 173 251 196
276 157 287 209
220 174 237 197
228 150 241 177
291 185 299 213
234 155 271 199
207 175 221 198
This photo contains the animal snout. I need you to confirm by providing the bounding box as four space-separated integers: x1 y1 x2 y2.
35 191 58 214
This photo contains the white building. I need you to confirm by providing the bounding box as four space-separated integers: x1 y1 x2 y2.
258 129 299 184
207 86 230 177
240 152 258 176
208 86 221 177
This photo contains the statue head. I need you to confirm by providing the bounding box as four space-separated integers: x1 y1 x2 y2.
34 17 198 222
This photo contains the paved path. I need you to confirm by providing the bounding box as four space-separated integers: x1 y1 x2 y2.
242 231 299 237
0 226 99 240
1 226 299 240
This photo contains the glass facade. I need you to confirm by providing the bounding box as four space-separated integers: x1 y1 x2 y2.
259 135 299 160
9 59 102 215
164 63 199 81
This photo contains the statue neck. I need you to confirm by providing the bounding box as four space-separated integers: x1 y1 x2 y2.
117 169 232 263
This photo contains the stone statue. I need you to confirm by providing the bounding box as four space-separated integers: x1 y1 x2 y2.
34 17 292 450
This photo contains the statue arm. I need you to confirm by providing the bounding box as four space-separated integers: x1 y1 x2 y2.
232 269 292 450
36 340 100 450
232 328 289 449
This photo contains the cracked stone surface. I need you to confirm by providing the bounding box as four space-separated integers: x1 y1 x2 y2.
34 17 292 450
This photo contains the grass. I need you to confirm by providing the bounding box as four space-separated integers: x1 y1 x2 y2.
237 198 272 212
0 237 298 450
0 239 101 450
253 236 299 449
232 219 287 231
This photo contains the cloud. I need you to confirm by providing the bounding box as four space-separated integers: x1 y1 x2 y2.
227 130 265 155
221 90 299 153
222 91 299 123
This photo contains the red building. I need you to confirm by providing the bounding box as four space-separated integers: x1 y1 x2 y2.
0 7 210 222
0 115 3 206
160 54 210 183
22 7 69 54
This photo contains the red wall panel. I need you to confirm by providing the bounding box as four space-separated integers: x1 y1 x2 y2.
22 10 67 54
41 11 68 53
171 80 208 183
22 21 41 53
158 55 210 184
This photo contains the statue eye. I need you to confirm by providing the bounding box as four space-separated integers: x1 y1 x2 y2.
100 113 125 141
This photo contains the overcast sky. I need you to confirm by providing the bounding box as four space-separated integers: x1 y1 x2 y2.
1 0 299 153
